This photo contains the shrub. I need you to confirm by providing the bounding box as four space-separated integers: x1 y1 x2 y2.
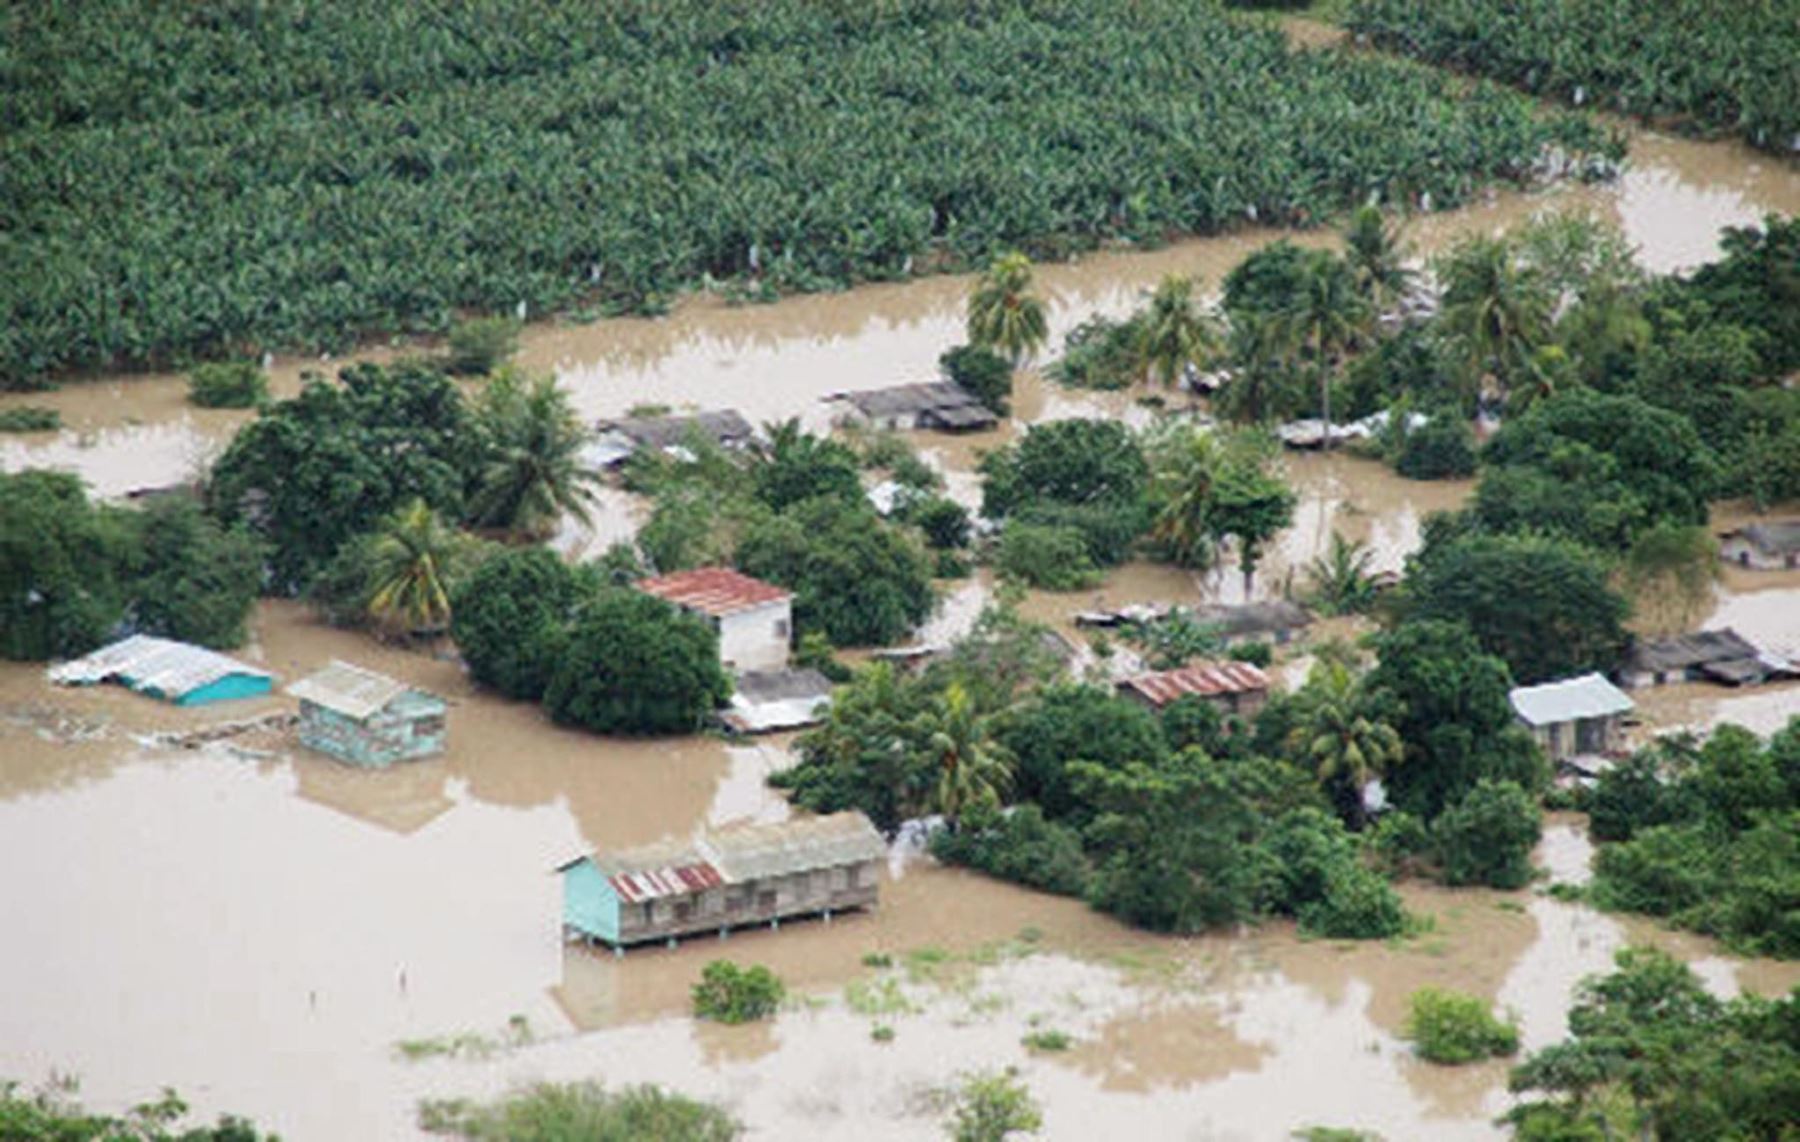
418 1081 739 1141
1434 779 1541 888
908 496 972 549
0 1080 276 1142
1403 987 1519 1064
187 360 268 408
450 547 593 700
691 961 785 1024
543 589 730 735
940 344 1014 415
1020 1029 1072 1052
446 316 521 375
1394 416 1476 479
947 1068 1041 1142
994 522 1100 590
1228 640 1273 667
0 406 60 432
1299 864 1410 940
930 803 1091 897
792 630 853 683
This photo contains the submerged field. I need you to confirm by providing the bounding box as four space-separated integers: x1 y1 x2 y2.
0 0 1616 385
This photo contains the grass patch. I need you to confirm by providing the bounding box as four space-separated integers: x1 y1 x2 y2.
844 976 919 1018
0 406 60 432
1021 1029 1073 1052
870 1023 896 1043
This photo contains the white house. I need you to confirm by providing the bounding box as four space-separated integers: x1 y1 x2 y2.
635 567 792 672
1508 672 1634 764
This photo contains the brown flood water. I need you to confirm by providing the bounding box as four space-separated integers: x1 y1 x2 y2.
3 115 1799 1139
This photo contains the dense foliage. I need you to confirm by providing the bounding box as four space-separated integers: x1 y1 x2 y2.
543 589 729 736
691 961 785 1024
449 547 595 701
0 1081 273 1142
1432 779 1541 889
1403 988 1520 1065
939 344 1013 416
736 497 934 646
1348 0 1800 152
930 803 1091 897
187 361 267 409
0 1 1612 386
126 498 264 650
981 419 1150 567
420 1081 739 1142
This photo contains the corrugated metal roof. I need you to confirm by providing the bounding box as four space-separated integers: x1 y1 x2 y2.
47 635 272 699
1509 673 1634 727
637 567 790 616
1725 520 1800 555
1625 628 1756 674
1194 601 1313 638
1117 661 1270 707
703 812 886 881
607 861 724 905
598 409 755 451
287 660 418 721
843 381 985 418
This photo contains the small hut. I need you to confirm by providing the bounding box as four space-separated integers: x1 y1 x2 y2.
559 812 885 949
287 660 446 767
830 382 997 432
636 567 793 673
1509 673 1633 763
1719 520 1800 571
1116 661 1270 716
583 409 757 470
48 635 274 706
1619 628 1765 689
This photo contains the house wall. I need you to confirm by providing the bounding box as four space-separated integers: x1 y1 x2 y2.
562 860 620 943
1721 537 1798 571
298 697 447 767
718 600 792 672
608 859 880 947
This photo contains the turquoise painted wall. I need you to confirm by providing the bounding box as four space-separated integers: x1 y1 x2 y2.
158 673 272 706
562 860 619 942
297 695 447 767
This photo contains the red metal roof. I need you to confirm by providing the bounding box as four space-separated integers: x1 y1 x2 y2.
635 567 790 617
607 861 724 905
1118 661 1270 707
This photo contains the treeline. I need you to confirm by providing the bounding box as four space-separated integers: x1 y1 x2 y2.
0 1080 273 1142
1347 0 1800 153
0 0 1616 386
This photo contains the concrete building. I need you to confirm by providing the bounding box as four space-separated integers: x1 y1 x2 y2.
1509 673 1634 763
830 382 997 432
1719 520 1800 571
287 660 447 767
1116 661 1270 716
636 567 793 673
47 635 274 706
559 811 885 949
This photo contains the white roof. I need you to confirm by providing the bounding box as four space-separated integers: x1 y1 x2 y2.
701 812 886 880
47 635 271 698
287 660 418 721
1509 672 1634 727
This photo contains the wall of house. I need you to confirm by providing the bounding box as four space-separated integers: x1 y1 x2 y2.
1721 538 1797 571
718 600 792 672
562 860 620 943
298 697 447 767
607 859 880 946
168 673 273 706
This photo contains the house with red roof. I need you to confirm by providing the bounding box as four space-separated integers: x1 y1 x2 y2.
1115 660 1270 717
635 567 793 672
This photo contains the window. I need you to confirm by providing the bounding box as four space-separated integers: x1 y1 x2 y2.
414 715 446 737
675 900 693 922
774 617 790 639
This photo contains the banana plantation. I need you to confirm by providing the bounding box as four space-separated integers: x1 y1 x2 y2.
0 0 1616 386
1347 0 1800 154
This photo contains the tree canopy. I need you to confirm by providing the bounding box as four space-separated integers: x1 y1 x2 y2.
543 589 730 736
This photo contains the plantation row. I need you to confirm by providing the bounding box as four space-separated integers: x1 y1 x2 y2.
0 0 1615 386
1347 0 1800 154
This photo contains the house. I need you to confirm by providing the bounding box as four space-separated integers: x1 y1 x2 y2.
583 409 757 470
47 635 274 706
719 668 835 734
829 382 997 432
635 567 793 672
1509 673 1634 763
287 660 447 767
559 811 885 949
1619 628 1766 689
1116 661 1271 716
1194 600 1314 646
1719 520 1800 571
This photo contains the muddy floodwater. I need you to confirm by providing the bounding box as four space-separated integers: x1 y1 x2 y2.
4 102 1800 1139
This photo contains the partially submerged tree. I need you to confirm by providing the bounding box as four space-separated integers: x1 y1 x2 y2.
543 588 730 736
967 252 1049 365
466 369 600 541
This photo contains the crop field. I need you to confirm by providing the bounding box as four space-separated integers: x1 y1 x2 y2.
0 0 1612 386
1347 0 1800 154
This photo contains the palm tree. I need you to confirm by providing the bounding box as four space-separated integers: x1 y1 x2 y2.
1438 235 1553 400
1283 251 1371 448
1148 426 1222 568
1286 658 1402 828
468 369 601 540
920 682 1014 829
1136 274 1219 387
1217 309 1302 425
364 499 466 639
1304 531 1376 616
1341 205 1415 312
967 252 1049 365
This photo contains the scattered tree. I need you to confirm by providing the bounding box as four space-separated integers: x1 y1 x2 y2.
466 369 600 540
967 253 1049 365
691 961 785 1024
187 360 268 408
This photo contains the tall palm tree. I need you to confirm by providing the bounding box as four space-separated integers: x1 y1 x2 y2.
1286 659 1402 828
1283 251 1371 448
1136 274 1220 387
967 252 1049 365
468 369 601 540
1341 205 1415 312
1304 531 1376 616
1438 235 1552 400
1149 426 1222 568
364 499 467 638
920 682 1014 829
1217 309 1302 425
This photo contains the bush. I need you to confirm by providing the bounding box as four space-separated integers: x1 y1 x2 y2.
446 316 520 375
0 406 60 432
940 344 1014 415
691 961 785 1024
994 522 1100 591
418 1081 739 1141
792 630 853 683
1404 987 1519 1064
908 497 972 550
187 360 268 408
543 589 730 735
1434 779 1541 888
1046 315 1142 390
1394 416 1476 479
126 497 263 649
930 803 1092 897
0 1080 276 1142
450 547 593 700
1299 864 1411 940
1228 640 1273 667
947 1069 1041 1142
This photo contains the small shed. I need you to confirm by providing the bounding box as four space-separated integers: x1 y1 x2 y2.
1116 661 1270 716
559 811 885 948
1195 600 1314 646
583 409 757 470
1619 628 1761 689
720 668 835 734
1509 673 1634 763
636 567 793 673
287 660 447 767
830 382 997 432
47 635 274 706
1719 520 1800 571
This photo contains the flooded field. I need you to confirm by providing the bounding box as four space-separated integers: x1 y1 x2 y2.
3 107 1798 1139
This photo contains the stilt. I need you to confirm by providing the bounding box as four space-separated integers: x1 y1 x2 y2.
770 917 779 931
719 927 729 940
823 908 833 924
612 943 624 959
667 936 678 949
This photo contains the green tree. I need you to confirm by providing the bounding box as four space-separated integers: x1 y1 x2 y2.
357 500 477 639
466 369 600 540
980 419 1149 520
1136 274 1218 387
1286 658 1403 828
940 344 1014 415
1284 250 1372 443
450 547 595 701
543 589 730 736
993 521 1099 591
1207 457 1297 596
445 316 520 375
0 1080 275 1142
1304 532 1377 616
775 663 938 833
967 253 1048 365
1147 424 1222 568
1342 204 1414 311
1393 416 1477 480
929 802 1090 897
1405 987 1520 1064
995 683 1168 824
1438 234 1553 397
0 470 131 660
1434 779 1541 889
735 498 934 646
126 497 263 649
691 961 784 1024
921 682 1014 828
753 419 864 513
187 360 268 409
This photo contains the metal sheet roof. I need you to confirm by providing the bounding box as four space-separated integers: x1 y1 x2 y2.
1724 520 1800 555
636 567 790 617
842 381 985 418
597 409 755 451
287 660 421 721
1625 628 1757 674
703 812 886 881
47 635 272 699
1117 661 1270 707
1193 601 1313 638
1509 673 1634 727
